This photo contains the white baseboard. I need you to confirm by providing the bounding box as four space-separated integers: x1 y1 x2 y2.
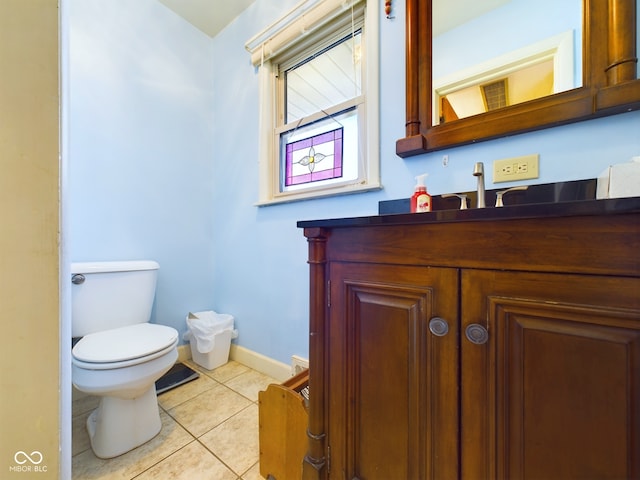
229 344 291 382
177 344 191 364
178 342 291 382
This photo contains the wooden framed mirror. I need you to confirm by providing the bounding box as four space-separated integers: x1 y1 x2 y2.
396 0 640 157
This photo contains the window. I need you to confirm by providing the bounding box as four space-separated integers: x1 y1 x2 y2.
245 0 379 205
279 30 361 192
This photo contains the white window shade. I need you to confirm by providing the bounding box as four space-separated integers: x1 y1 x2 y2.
245 0 365 67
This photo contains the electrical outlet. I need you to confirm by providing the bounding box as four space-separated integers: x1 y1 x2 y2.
493 154 539 183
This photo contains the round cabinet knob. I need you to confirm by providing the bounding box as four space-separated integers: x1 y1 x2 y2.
71 274 85 285
465 323 489 345
429 317 449 337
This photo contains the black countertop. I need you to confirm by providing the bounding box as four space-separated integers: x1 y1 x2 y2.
379 178 599 215
297 195 640 230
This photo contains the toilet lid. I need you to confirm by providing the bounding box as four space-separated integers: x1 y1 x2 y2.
72 323 178 364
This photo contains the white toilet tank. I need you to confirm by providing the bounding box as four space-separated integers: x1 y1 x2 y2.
71 260 159 338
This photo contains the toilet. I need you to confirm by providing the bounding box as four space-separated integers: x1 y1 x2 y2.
71 260 178 459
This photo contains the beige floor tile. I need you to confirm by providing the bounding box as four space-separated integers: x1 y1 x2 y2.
167 382 252 437
157 371 219 411
72 410 92 456
72 387 100 416
199 404 259 476
241 461 263 480
135 441 237 480
224 370 279 402
198 359 250 383
71 411 193 480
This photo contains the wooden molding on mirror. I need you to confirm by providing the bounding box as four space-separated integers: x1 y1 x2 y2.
396 0 640 157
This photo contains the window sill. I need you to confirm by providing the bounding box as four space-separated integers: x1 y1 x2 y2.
255 182 382 207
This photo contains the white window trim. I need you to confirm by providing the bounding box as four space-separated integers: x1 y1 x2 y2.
245 0 380 206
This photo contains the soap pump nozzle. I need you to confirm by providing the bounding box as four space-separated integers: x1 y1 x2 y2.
415 173 428 191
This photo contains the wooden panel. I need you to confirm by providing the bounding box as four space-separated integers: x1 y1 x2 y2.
328 263 459 479
259 381 309 480
325 213 640 276
462 270 640 479
506 313 639 479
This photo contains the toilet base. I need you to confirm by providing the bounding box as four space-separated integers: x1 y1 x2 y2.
87 386 162 459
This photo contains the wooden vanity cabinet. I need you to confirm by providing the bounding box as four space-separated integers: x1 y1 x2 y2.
300 208 640 480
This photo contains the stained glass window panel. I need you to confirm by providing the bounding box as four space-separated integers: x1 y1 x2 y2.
284 127 343 186
279 106 359 193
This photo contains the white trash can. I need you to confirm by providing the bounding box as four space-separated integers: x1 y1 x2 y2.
184 311 236 370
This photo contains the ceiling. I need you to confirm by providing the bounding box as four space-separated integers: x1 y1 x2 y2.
158 0 510 39
158 0 256 38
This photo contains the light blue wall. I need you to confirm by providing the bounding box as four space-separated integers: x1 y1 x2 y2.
68 0 216 335
69 0 640 366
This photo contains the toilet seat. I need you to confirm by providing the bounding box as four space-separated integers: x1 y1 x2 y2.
72 323 178 370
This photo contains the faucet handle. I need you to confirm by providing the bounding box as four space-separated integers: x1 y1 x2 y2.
495 186 529 207
441 193 469 210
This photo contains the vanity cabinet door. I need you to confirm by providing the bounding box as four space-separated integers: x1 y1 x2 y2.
461 270 640 480
327 262 459 480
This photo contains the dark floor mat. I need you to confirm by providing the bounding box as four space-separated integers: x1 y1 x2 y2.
156 362 200 394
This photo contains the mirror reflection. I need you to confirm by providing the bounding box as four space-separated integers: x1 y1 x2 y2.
432 0 582 125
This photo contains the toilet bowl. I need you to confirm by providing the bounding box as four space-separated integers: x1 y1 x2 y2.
71 261 179 459
72 324 178 458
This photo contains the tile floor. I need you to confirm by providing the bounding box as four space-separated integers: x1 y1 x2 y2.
72 360 279 480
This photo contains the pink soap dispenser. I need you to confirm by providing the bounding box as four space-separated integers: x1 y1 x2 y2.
410 173 432 213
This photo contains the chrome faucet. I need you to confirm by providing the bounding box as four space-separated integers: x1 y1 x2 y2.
473 162 485 208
